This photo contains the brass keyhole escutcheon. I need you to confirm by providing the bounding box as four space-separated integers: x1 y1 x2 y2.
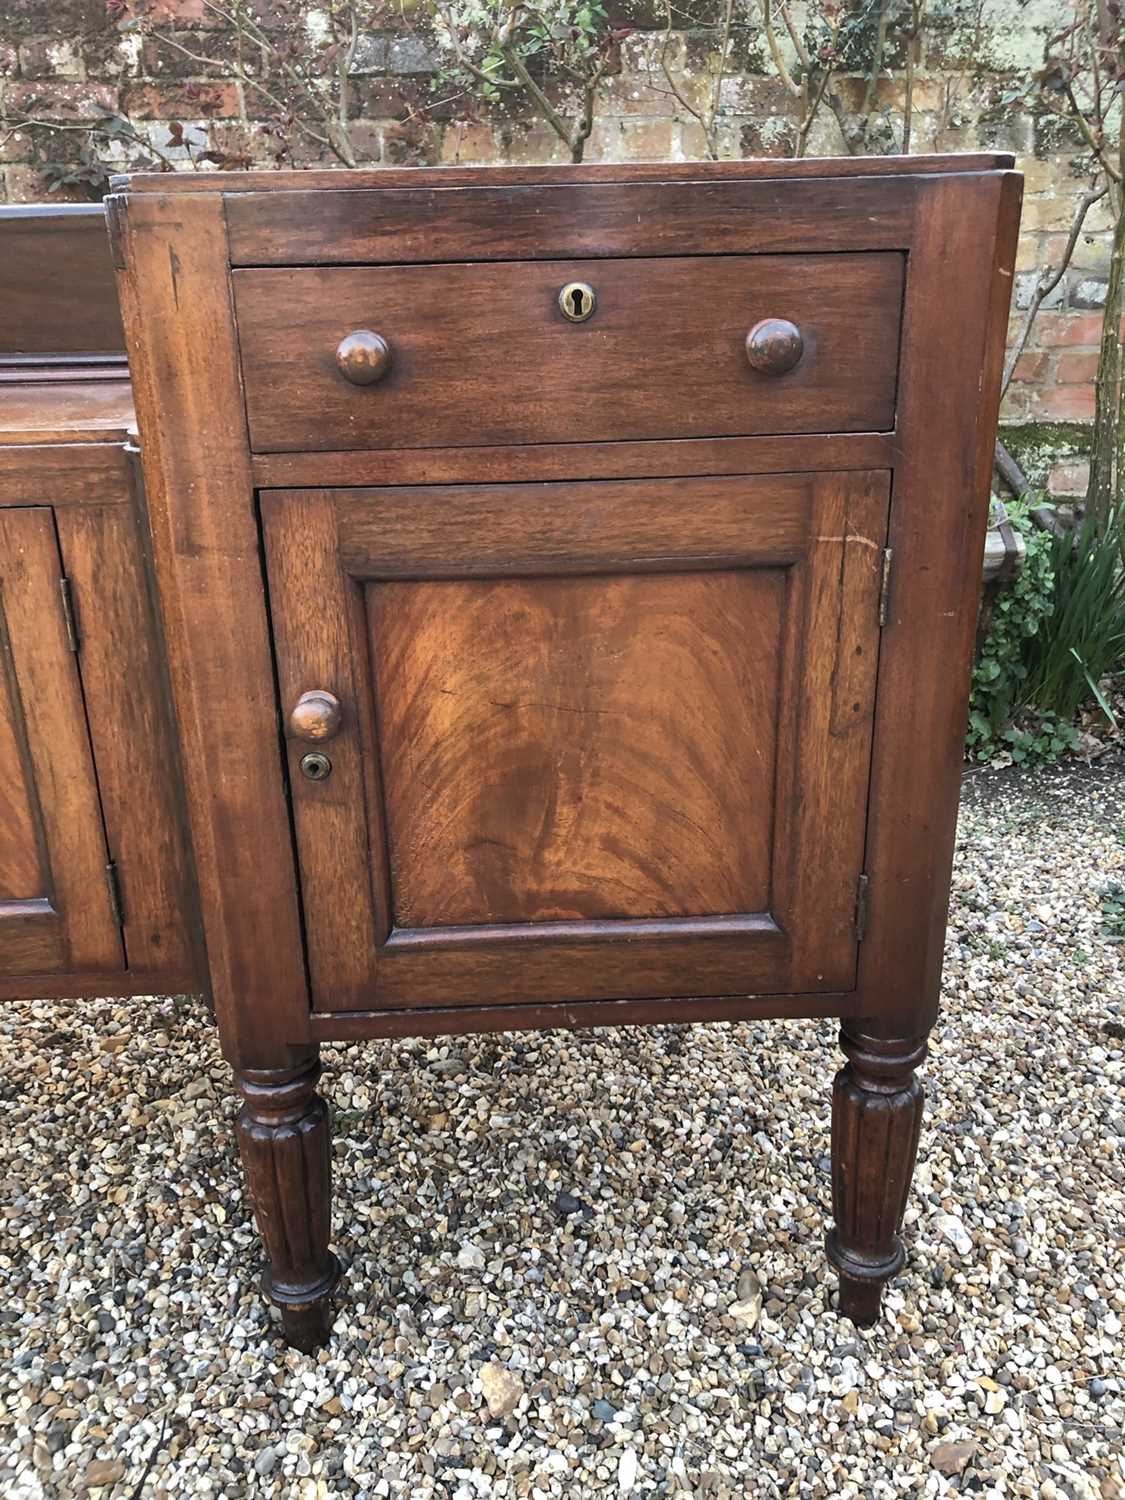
559 282 597 323
299 751 333 782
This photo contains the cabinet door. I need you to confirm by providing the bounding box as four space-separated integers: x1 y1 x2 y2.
263 471 888 1014
0 508 123 976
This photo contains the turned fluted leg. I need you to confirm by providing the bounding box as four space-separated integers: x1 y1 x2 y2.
234 1055 341 1352
826 1023 928 1326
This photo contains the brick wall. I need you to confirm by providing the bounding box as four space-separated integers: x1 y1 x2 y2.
0 0 1101 494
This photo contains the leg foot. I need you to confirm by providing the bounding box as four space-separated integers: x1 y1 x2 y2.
826 1023 928 1326
234 1056 340 1352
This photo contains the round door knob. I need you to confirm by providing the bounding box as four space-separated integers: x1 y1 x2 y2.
289 690 342 742
335 330 392 385
745 318 804 375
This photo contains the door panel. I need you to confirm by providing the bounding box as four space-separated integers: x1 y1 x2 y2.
262 471 889 1012
367 571 783 927
0 508 123 975
0 664 41 899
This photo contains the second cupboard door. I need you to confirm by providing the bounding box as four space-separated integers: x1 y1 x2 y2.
262 471 889 1013
0 508 122 977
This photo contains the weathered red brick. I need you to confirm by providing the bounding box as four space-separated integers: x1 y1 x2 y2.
1008 352 1048 383
5 81 119 122
200 120 276 168
1056 350 1099 385
140 31 239 82
18 36 84 79
1033 383 1096 420
440 122 499 165
121 0 227 24
998 385 1033 420
125 81 241 120
382 120 441 167
1033 312 1106 348
2 164 95 202
1048 460 1090 496
352 77 433 122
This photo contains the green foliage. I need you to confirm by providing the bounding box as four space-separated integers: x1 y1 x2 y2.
967 498 1125 763
432 0 611 102
1024 505 1125 726
1101 880 1125 941
967 500 1058 761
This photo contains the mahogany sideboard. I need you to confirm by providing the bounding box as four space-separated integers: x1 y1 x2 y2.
106 155 1020 1351
0 204 199 1004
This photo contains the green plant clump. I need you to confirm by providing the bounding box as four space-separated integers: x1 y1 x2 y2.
967 501 1062 762
1101 880 1125 941
968 499 1125 764
1024 506 1125 726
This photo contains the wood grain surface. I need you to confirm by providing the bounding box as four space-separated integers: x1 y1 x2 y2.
0 615 42 901
115 152 1015 195
0 205 123 359
225 177 917 267
857 170 1023 1029
54 498 198 981
369 570 783 927
263 469 885 1011
251 432 896 491
0 507 122 975
107 189 309 1064
235 253 904 452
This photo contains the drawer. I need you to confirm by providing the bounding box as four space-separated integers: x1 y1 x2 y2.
233 253 904 453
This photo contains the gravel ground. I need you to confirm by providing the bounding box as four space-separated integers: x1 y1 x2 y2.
1 755 1123 1499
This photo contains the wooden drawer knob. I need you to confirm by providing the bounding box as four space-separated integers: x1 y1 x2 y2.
335 330 392 385
745 318 803 375
289 690 342 742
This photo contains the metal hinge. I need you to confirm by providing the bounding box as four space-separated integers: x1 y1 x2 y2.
105 860 125 927
878 548 893 628
59 577 80 652
854 873 870 942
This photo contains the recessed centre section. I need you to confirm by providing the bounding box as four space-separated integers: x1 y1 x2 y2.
366 568 784 929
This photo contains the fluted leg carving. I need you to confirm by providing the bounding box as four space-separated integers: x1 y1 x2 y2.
826 1023 928 1326
234 1056 341 1352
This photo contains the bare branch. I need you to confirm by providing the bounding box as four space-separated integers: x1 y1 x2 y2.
1001 183 1108 395
500 37 579 152
761 0 801 98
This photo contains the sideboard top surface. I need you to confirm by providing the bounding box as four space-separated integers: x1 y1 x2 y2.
110 151 1016 195
0 381 135 447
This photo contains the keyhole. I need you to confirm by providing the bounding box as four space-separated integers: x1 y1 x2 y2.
300 751 332 782
558 281 596 322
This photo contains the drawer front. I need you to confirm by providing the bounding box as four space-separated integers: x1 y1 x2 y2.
262 469 889 1014
234 253 904 453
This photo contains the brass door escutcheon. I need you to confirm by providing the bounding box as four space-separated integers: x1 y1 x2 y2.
299 751 333 782
558 282 597 323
